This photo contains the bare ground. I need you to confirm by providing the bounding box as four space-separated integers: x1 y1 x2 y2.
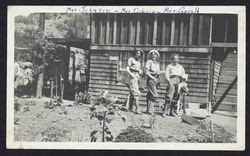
14 97 237 142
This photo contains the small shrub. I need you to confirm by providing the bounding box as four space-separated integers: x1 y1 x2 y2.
186 121 234 143
14 116 19 124
115 126 156 142
41 126 72 142
14 98 21 112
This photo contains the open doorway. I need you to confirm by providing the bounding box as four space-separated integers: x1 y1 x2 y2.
43 38 91 101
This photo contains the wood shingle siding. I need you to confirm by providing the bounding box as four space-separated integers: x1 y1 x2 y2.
88 51 211 108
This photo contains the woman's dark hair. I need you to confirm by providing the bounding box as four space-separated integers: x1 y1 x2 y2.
133 50 143 57
171 53 180 60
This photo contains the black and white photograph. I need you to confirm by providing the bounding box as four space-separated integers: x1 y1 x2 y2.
7 6 245 150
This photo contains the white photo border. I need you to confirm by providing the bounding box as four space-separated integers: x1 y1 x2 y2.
7 5 246 150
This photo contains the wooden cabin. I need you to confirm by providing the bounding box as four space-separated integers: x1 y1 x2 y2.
15 13 237 112
88 13 238 111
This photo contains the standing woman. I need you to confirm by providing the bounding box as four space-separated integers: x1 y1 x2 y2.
162 54 188 117
126 50 143 114
145 50 160 115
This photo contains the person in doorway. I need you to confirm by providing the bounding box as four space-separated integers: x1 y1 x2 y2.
126 50 143 114
145 50 160 115
162 54 188 117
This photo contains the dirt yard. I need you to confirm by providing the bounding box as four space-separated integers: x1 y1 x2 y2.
14 97 237 143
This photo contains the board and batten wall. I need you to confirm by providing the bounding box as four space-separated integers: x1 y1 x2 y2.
90 14 211 46
89 13 213 107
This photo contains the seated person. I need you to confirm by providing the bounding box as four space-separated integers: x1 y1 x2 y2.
162 54 188 117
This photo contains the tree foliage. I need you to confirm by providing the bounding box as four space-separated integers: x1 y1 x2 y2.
54 14 90 39
23 27 59 78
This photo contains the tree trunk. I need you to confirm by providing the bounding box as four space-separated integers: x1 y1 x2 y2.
36 13 45 98
36 72 44 98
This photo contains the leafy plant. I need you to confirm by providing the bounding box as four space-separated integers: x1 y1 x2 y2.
14 98 21 112
115 126 156 142
185 121 234 143
89 90 126 142
75 91 94 105
44 96 62 109
41 126 72 142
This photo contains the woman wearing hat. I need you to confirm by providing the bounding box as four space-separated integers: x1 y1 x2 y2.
145 50 160 115
162 54 188 117
126 50 143 114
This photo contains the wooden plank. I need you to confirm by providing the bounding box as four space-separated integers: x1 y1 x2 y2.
161 20 166 45
99 15 104 44
89 84 209 97
90 69 209 80
209 16 213 45
91 64 117 69
198 15 204 46
113 14 117 44
152 14 158 45
89 75 210 87
192 15 199 45
179 59 210 64
90 60 210 70
92 54 209 61
179 15 184 45
90 45 211 53
170 15 175 45
89 87 208 104
120 15 124 45
144 16 149 45
123 15 129 44
188 15 194 45
105 14 110 44
224 18 228 42
128 15 135 45
90 75 209 85
181 114 201 125
162 52 166 70
183 16 189 45
210 42 237 48
209 58 214 102
136 14 141 45
91 14 95 44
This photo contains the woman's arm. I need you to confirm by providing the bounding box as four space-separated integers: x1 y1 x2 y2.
145 61 157 80
127 66 136 78
127 58 136 78
165 65 171 82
